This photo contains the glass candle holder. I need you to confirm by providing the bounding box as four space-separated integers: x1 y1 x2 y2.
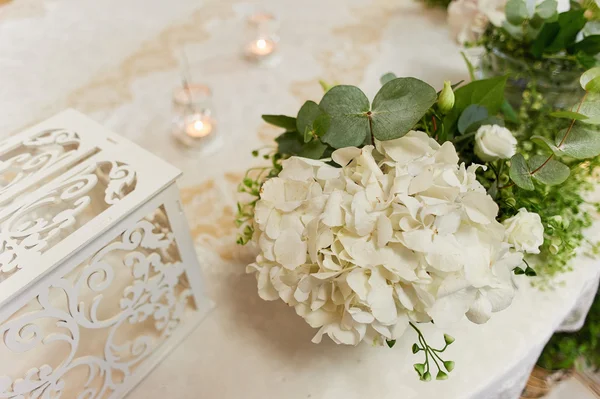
244 12 280 64
171 84 221 153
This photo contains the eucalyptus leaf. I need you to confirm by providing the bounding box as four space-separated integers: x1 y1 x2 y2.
529 155 570 185
297 100 324 138
262 114 297 130
531 135 560 154
535 0 557 19
298 140 328 159
555 125 600 159
575 93 600 124
313 113 331 136
303 128 312 143
580 67 600 93
529 14 546 30
370 77 437 141
506 0 530 25
503 21 525 40
275 131 304 155
549 110 589 120
509 153 535 190
464 116 505 133
319 85 371 148
380 72 398 86
458 104 489 134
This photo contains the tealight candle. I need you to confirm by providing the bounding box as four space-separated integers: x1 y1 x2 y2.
172 111 219 153
244 12 279 64
248 38 276 57
185 115 214 138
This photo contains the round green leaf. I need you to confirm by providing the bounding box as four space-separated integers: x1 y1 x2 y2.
371 77 437 141
275 131 303 155
298 140 327 159
296 100 324 138
575 93 600 124
531 135 560 154
313 113 331 137
506 0 530 25
535 0 557 19
319 85 370 149
509 153 535 191
580 67 600 92
458 104 489 134
555 125 600 159
380 72 397 86
529 155 570 185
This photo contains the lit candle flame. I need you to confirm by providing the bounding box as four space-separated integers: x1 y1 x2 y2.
194 120 204 131
256 39 267 49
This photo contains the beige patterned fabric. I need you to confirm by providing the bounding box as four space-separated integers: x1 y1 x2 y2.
1 0 599 398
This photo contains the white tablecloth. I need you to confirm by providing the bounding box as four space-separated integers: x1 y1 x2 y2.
1 0 599 398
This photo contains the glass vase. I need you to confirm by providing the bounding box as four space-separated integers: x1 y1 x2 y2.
478 47 584 110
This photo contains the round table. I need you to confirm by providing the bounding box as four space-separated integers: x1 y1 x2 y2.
1 0 599 397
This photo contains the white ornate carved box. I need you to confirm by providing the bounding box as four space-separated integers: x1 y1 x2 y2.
0 110 210 398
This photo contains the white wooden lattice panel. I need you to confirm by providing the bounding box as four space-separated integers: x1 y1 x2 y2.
0 110 210 398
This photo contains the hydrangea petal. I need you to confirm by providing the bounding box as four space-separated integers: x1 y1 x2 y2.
274 230 307 269
367 268 397 324
428 289 476 326
466 292 493 324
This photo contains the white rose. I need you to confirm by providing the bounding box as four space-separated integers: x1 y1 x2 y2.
502 208 544 254
474 124 517 162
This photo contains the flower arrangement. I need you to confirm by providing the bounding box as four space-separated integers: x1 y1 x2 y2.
236 68 600 381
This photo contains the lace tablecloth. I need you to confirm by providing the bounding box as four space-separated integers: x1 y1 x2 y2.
2 0 599 398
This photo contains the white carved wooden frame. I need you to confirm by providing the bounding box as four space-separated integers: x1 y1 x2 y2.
0 110 210 398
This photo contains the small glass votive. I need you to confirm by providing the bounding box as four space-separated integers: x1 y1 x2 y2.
171 84 221 153
172 111 219 151
172 84 213 116
244 12 279 64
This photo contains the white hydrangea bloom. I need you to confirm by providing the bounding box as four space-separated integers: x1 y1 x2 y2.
247 131 532 346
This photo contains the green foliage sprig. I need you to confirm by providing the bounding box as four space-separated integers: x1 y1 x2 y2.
506 68 600 192
406 323 455 381
480 0 600 70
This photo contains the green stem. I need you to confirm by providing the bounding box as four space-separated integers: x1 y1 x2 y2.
452 131 477 144
532 93 588 175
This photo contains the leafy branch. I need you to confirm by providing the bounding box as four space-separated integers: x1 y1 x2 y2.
508 68 600 191
235 150 283 245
